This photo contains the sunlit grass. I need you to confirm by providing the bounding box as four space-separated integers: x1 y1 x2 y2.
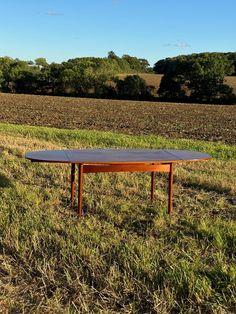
0 123 235 313
0 122 235 160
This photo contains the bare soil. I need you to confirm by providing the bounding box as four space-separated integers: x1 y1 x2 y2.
0 93 236 144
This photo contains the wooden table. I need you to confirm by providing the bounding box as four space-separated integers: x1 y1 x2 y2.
25 149 211 216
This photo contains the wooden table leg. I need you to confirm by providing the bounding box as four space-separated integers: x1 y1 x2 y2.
78 163 84 217
71 163 75 206
151 171 155 201
168 163 174 214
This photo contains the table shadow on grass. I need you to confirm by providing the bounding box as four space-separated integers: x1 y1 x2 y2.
175 176 232 195
173 220 236 257
0 241 60 300
92 202 166 235
0 241 33 276
121 216 155 235
59 195 91 218
0 174 12 188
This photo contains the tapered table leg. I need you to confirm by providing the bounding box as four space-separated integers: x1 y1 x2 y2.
151 171 155 201
168 163 174 214
78 163 84 217
71 163 75 205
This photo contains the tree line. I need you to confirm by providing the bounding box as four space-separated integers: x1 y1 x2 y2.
154 52 236 75
0 52 152 99
0 51 235 103
154 52 236 103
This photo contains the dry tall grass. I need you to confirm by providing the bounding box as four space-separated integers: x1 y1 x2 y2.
0 123 235 312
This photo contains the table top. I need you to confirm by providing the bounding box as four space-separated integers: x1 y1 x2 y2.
25 149 211 164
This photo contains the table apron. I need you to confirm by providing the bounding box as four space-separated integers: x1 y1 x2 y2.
82 163 171 174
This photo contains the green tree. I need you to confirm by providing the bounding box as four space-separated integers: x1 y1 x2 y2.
0 69 3 89
14 68 41 93
158 74 186 100
62 57 120 95
35 58 48 68
48 63 65 94
122 54 150 72
187 55 233 102
154 52 236 76
0 57 14 91
107 51 118 59
116 75 152 99
158 54 235 103
4 60 30 92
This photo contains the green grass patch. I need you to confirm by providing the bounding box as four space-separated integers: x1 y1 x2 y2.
0 122 235 312
0 122 235 160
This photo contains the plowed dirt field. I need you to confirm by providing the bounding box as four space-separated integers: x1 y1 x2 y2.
0 93 235 144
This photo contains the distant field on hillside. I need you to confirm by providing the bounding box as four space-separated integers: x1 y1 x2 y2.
119 74 236 95
0 93 236 144
119 73 163 92
225 75 236 93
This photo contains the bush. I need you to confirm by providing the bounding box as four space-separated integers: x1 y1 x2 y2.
116 75 153 100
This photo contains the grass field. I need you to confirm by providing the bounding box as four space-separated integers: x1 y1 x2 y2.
0 93 236 144
0 120 235 313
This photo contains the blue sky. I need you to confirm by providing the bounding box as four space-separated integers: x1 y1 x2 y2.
0 0 235 66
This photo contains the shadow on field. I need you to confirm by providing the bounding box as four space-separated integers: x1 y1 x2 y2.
0 174 12 188
122 216 154 235
174 220 213 240
110 205 164 236
174 220 236 252
59 195 92 218
175 177 231 194
178 220 236 261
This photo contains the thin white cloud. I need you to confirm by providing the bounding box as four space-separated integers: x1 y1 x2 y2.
45 11 64 17
163 42 191 48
